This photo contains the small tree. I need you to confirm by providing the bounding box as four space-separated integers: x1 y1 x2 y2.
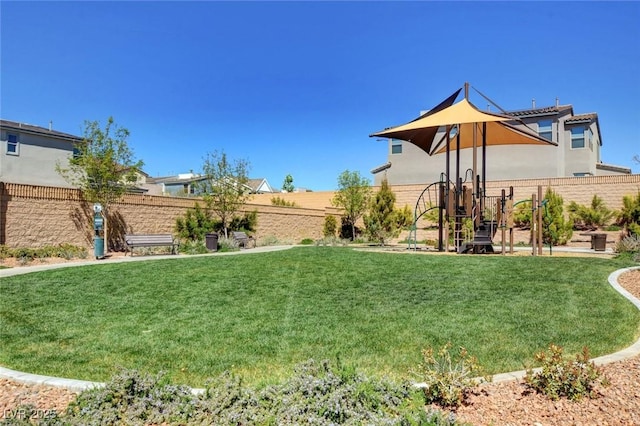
542 187 573 246
56 117 144 252
282 174 295 193
331 170 371 241
364 179 411 245
197 150 251 238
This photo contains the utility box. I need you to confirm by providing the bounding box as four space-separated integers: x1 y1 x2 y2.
94 237 105 258
205 233 219 251
93 203 105 259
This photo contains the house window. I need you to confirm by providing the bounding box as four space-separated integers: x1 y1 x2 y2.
391 139 402 154
571 127 585 149
538 120 552 141
6 133 19 155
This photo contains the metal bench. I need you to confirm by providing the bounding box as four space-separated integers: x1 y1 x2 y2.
124 234 179 256
232 231 256 249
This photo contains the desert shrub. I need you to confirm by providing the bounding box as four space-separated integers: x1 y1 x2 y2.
323 215 338 238
47 362 458 425
300 238 314 245
217 236 240 252
175 202 216 242
65 369 196 425
614 234 640 262
257 235 282 247
568 195 614 230
315 236 350 247
228 210 258 234
524 344 605 401
178 239 209 255
55 243 88 260
271 196 297 207
414 343 485 407
617 191 640 237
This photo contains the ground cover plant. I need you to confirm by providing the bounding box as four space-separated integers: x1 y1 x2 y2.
524 343 605 401
1 247 638 389
2 363 460 425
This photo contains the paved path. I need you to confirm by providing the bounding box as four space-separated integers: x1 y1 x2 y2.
1 248 638 391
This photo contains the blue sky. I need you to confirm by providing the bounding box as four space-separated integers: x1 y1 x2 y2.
2 1 639 191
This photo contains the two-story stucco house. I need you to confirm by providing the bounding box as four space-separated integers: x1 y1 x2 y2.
1 119 160 194
1 119 83 188
373 101 631 186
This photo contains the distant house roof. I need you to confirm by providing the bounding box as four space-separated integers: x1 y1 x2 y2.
565 113 598 124
506 104 574 118
247 178 276 193
0 119 82 142
150 174 275 194
150 173 205 185
596 162 631 174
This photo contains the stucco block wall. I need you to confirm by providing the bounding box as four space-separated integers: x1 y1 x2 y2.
1 175 638 250
0 183 326 249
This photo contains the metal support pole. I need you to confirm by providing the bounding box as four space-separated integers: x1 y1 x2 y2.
538 185 543 256
509 186 514 254
501 189 506 255
531 193 537 256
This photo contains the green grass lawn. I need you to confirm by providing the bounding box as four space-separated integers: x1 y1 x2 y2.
1 247 639 387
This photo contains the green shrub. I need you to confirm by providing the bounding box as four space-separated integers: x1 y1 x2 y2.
300 238 314 245
323 215 338 238
617 191 640 237
513 201 532 228
363 180 413 245
271 196 297 207
175 202 216 242
228 210 258 234
542 188 573 246
524 344 605 401
414 343 485 407
568 195 614 230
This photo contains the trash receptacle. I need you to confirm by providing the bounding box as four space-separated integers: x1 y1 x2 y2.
94 236 104 259
593 233 607 251
205 233 218 251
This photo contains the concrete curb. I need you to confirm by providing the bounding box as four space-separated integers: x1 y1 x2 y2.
1 258 639 391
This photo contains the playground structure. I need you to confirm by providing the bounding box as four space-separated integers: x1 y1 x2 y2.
371 82 556 255
408 178 547 255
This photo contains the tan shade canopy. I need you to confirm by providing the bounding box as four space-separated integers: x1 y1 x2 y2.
370 93 557 155
430 120 557 155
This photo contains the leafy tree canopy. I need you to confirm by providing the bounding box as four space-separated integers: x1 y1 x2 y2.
331 170 371 240
197 150 251 238
282 174 295 193
56 117 144 207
